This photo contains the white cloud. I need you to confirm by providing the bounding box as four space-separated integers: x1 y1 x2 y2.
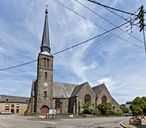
0 0 146 105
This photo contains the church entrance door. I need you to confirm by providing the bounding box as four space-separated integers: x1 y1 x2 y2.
40 105 49 115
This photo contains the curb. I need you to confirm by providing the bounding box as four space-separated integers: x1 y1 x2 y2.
120 121 128 128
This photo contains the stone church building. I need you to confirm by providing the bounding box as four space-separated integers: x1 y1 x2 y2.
29 9 119 115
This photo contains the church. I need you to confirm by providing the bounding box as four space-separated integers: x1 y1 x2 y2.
29 8 119 115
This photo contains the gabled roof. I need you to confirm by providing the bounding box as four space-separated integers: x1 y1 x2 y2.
0 95 29 103
92 83 119 106
71 82 89 97
53 82 77 98
92 83 108 94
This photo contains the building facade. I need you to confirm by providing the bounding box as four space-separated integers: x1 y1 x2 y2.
0 95 29 115
29 9 120 115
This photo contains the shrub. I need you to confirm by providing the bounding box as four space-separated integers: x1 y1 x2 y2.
98 103 112 115
114 109 124 116
82 103 99 115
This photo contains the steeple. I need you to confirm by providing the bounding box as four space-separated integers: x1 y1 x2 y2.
41 7 51 53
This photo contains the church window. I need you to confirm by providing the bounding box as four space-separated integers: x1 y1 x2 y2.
84 94 91 103
113 106 115 110
47 59 49 67
45 72 47 81
43 58 46 67
43 58 50 67
44 91 47 99
55 99 62 109
102 96 107 103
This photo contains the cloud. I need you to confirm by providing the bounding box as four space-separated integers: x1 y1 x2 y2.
0 0 146 105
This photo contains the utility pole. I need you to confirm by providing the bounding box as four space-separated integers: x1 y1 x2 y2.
138 5 145 32
138 5 146 53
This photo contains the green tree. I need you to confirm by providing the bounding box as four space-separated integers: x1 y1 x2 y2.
120 105 129 114
130 96 146 116
130 104 143 116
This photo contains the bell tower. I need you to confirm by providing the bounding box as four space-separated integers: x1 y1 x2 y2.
35 8 53 114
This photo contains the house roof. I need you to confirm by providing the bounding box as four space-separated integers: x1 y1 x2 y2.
53 82 77 98
92 83 119 106
71 82 89 97
0 95 29 103
92 83 107 95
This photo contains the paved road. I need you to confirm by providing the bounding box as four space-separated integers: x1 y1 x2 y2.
0 115 130 128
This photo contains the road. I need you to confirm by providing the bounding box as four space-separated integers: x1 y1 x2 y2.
0 115 130 128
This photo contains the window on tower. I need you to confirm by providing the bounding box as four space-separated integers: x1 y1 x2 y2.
44 91 47 99
43 58 49 68
45 72 47 81
47 59 49 67
44 58 46 67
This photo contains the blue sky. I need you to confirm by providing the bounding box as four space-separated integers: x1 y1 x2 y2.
0 0 146 104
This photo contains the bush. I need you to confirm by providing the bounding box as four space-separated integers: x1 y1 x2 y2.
98 103 112 115
114 109 124 116
82 103 99 115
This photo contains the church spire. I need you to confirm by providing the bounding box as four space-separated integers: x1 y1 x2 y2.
41 6 51 53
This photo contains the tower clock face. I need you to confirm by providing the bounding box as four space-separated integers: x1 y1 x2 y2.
44 83 48 87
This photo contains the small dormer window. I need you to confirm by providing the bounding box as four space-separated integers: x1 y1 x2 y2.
6 98 9 102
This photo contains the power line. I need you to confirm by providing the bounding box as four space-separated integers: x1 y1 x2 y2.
56 0 142 49
87 0 138 16
0 60 37 71
74 0 144 45
59 34 123 72
53 21 130 55
95 2 146 32
0 21 130 72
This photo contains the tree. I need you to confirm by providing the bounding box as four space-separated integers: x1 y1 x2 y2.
120 105 129 114
130 104 143 116
130 96 146 116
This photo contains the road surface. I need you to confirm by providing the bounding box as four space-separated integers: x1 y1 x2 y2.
0 115 130 128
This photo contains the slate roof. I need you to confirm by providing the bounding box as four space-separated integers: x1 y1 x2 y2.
92 83 107 94
0 95 29 103
53 82 77 98
71 82 88 97
41 8 51 53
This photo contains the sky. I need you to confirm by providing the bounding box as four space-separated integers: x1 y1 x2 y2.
0 0 146 104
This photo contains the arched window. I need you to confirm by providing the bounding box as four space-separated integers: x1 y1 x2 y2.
84 94 91 103
45 72 47 81
102 95 107 103
55 99 62 109
113 106 115 110
44 58 46 67
44 91 47 99
47 59 49 67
